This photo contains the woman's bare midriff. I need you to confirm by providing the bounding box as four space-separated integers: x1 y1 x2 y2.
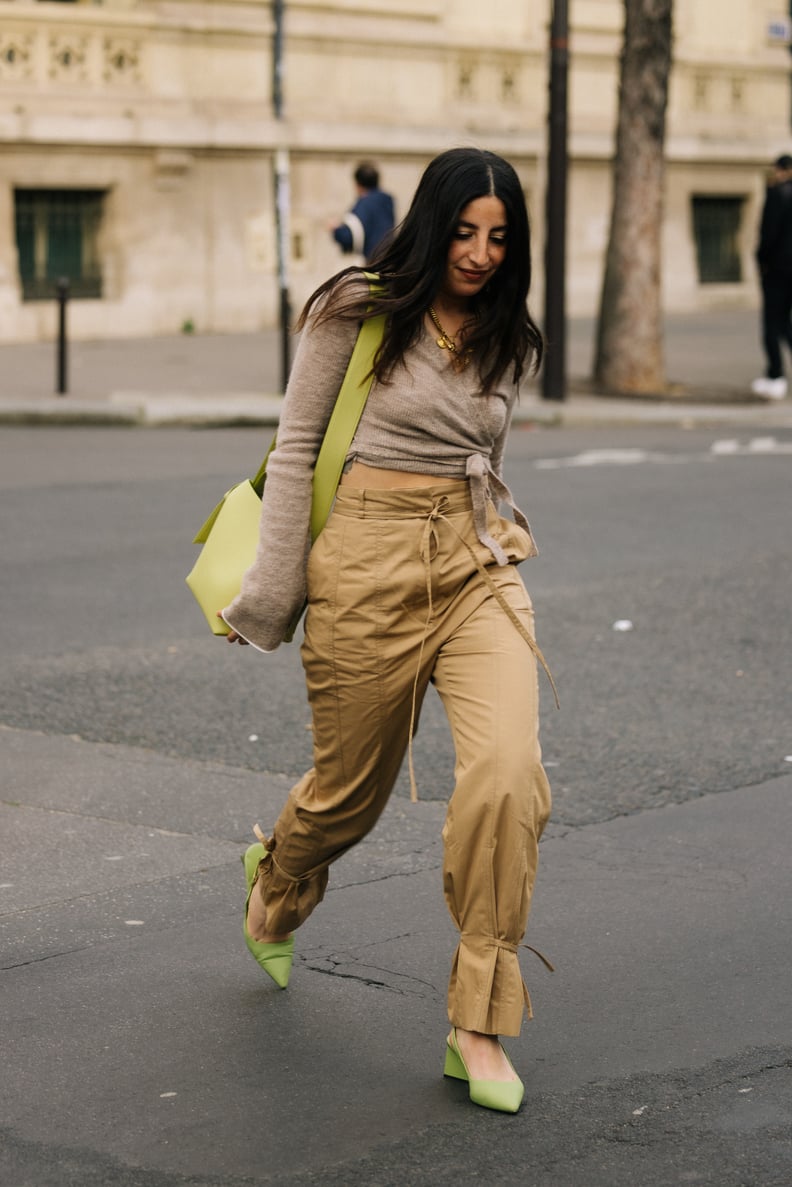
340 461 467 489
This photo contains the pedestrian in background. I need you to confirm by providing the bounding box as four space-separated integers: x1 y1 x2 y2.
329 161 395 264
222 147 554 1115
752 153 792 400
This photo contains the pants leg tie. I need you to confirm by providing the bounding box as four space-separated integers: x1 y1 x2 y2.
458 932 555 1025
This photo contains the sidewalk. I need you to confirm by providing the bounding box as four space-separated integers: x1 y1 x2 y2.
2 310 792 428
3 724 791 1184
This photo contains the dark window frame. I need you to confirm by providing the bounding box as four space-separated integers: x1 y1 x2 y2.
14 188 105 301
691 194 745 285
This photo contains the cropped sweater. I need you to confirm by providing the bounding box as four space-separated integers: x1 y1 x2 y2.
222 298 536 652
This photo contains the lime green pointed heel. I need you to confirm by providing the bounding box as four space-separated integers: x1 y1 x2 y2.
443 1028 524 1114
241 835 294 989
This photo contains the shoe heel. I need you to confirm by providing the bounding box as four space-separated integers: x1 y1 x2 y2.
241 833 294 990
242 840 266 886
443 1031 525 1114
444 1041 468 1082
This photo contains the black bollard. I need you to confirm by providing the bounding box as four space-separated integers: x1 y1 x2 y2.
55 276 69 395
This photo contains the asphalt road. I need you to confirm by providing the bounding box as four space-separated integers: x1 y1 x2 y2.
2 422 791 1186
1 423 789 821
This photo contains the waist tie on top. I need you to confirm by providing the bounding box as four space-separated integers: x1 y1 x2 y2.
406 468 560 802
466 451 533 566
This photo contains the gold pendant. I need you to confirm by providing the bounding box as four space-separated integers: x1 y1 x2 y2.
428 307 462 357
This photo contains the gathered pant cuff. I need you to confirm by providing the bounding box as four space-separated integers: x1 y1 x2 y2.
253 834 329 936
447 934 554 1038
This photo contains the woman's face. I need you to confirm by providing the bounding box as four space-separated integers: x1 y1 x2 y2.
439 195 508 305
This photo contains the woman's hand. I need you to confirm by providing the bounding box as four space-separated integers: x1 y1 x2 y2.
216 611 248 644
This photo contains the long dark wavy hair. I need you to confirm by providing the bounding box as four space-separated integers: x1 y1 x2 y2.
298 147 544 389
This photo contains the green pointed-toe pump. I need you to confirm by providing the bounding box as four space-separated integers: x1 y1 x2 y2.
241 834 294 989
443 1028 524 1114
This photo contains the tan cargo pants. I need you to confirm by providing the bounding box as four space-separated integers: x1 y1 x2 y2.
253 481 552 1036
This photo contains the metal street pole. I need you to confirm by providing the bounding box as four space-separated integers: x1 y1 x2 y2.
542 0 569 401
272 0 291 392
273 147 292 393
55 276 69 395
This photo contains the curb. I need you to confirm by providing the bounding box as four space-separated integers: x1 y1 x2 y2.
1 392 791 430
0 393 285 428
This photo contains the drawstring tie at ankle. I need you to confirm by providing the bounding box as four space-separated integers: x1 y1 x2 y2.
458 932 555 1021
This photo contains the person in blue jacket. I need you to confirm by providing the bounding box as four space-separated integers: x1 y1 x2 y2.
330 162 395 264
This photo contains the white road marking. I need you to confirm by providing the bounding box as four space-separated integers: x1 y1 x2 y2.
534 438 792 469
709 437 792 455
535 449 651 469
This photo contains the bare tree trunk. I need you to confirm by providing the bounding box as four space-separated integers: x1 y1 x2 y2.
594 0 673 394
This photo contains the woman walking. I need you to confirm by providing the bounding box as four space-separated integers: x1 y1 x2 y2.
221 147 554 1114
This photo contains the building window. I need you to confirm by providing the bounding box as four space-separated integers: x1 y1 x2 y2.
14 189 105 301
691 195 744 284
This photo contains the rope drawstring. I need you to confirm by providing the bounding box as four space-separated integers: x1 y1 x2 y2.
522 943 555 973
517 942 555 1017
435 506 560 710
405 493 560 803
406 498 446 802
460 933 555 972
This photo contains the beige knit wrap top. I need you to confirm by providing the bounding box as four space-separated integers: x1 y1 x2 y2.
222 298 536 652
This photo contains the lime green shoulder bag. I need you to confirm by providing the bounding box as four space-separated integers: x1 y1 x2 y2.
186 301 385 638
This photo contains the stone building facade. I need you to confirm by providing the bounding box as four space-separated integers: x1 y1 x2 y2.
0 0 790 342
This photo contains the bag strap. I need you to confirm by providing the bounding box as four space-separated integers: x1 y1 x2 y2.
246 274 383 533
309 308 384 541
250 435 276 498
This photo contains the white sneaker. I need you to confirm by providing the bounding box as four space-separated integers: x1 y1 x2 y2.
751 376 787 399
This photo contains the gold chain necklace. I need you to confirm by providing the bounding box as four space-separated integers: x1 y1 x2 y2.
428 306 472 371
